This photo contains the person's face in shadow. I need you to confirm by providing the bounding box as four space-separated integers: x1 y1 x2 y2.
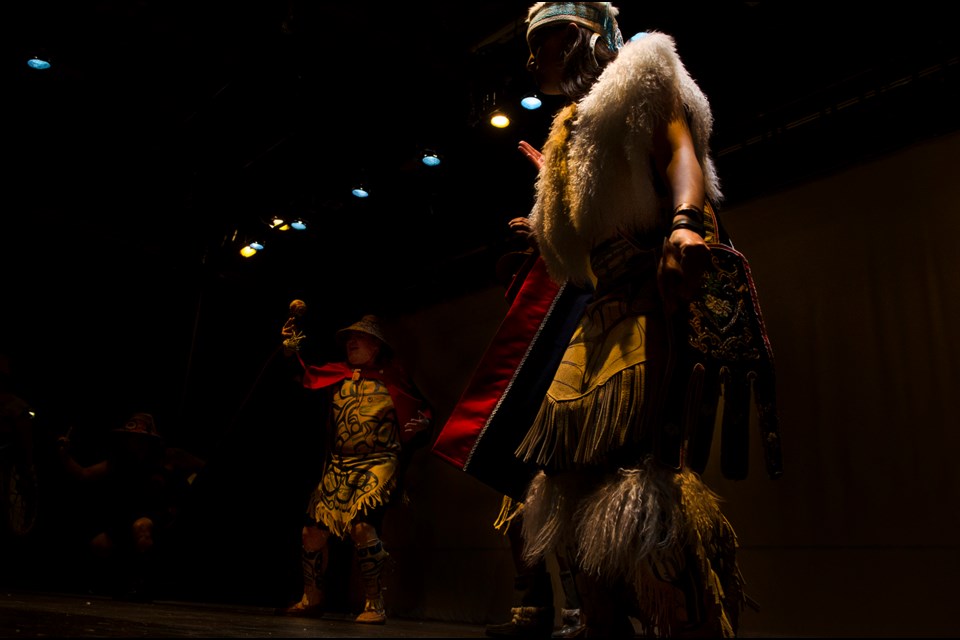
526 23 575 95
344 332 382 368
110 434 163 469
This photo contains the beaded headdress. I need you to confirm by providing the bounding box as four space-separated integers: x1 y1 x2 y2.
526 2 624 52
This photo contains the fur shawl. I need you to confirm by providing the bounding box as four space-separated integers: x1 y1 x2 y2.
529 31 721 285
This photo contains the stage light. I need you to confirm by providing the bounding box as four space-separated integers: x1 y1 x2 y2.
482 91 511 129
352 184 369 198
291 219 307 230
489 109 510 128
422 151 441 167
520 93 542 110
27 56 51 70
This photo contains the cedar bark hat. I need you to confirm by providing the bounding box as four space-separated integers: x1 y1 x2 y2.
112 412 161 439
336 314 388 347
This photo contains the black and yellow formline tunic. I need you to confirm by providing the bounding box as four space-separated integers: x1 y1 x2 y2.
307 371 401 538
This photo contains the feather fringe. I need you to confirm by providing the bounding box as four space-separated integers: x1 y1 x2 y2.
521 462 746 637
519 470 578 564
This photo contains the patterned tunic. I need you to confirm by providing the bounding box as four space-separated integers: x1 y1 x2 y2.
307 373 401 538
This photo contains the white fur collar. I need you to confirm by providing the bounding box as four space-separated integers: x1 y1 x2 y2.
530 32 720 285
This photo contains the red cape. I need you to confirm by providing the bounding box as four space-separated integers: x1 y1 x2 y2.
296 356 431 441
430 256 592 499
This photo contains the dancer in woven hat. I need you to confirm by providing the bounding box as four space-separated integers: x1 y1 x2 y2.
277 310 432 625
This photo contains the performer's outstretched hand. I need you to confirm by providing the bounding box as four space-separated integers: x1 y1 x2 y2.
512 141 543 249
402 410 431 442
280 316 298 339
518 140 544 170
507 217 536 247
281 299 308 354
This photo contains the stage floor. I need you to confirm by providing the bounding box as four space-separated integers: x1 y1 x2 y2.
1 589 492 638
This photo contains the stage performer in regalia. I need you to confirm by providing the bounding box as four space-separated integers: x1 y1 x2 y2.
433 3 783 637
277 308 432 626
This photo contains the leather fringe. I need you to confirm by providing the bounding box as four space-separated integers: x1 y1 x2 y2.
515 365 647 469
492 495 524 533
314 474 397 539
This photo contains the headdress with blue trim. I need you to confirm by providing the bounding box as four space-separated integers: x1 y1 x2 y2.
526 2 624 53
